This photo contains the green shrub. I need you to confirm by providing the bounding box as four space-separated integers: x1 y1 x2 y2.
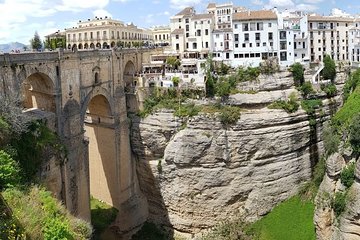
332 191 346 217
219 106 241 126
215 77 231 99
340 162 355 189
349 113 360 155
259 58 280 75
43 217 74 240
299 81 315 98
322 55 336 81
237 66 260 82
174 103 200 118
268 92 299 113
0 150 20 189
321 83 337 97
322 123 340 156
301 99 322 115
290 63 304 87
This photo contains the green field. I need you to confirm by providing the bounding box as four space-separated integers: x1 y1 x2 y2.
247 196 316 240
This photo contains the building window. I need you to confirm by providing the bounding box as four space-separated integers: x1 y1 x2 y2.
197 30 201 36
280 31 286 40
250 22 256 31
268 23 272 28
242 43 246 48
280 52 287 61
234 34 239 42
243 23 249 31
176 35 179 39
206 42 209 48
268 32 273 41
176 44 179 50
255 33 260 41
216 34 219 38
235 43 239 48
205 29 209 35
257 22 263 30
244 33 249 41
256 42 260 47
234 24 238 29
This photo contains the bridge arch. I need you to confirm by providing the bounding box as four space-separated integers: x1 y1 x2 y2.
82 88 119 207
22 72 56 112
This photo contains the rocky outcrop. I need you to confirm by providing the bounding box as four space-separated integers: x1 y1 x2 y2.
132 106 331 234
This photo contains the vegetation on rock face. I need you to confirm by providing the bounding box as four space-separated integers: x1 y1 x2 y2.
300 157 326 200
290 63 305 87
322 55 336 81
301 99 322 115
322 123 340 156
268 92 299 113
332 191 347 217
218 106 241 126
299 81 315 99
340 162 355 189
321 83 337 98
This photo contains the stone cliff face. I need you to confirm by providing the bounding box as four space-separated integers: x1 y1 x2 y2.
131 102 339 235
131 70 346 235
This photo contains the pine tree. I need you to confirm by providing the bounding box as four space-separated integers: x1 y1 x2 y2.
30 31 42 51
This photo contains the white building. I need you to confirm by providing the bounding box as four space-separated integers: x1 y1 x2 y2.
65 17 153 50
308 15 353 62
151 26 171 46
349 18 360 66
170 7 213 59
231 10 279 67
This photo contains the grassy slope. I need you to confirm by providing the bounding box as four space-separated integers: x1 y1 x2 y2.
247 196 316 240
333 86 360 129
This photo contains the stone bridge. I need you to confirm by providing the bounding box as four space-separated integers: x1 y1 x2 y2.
0 49 153 233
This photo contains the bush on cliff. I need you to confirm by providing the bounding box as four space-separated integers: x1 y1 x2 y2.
349 113 360 155
322 55 336 81
290 63 304 87
268 92 299 113
340 162 355 189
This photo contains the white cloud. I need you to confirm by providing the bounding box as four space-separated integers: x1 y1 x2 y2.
302 0 323 3
267 0 295 9
0 0 58 43
56 0 109 12
170 0 203 9
252 0 264 6
295 3 318 11
331 8 352 17
152 0 161 4
93 9 113 18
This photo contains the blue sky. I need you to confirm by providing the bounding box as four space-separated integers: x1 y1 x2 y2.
0 0 359 44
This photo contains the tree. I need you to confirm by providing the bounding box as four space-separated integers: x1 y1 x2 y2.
202 56 216 97
290 63 304 87
166 56 181 70
322 55 336 81
30 31 42 51
172 76 180 87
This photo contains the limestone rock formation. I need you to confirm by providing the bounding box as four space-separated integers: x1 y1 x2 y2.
132 107 326 234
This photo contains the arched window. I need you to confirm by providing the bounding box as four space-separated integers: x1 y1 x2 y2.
94 72 99 84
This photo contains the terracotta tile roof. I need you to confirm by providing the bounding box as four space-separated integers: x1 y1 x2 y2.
207 3 216 9
233 10 277 21
192 14 212 20
308 15 354 22
175 7 194 16
171 29 184 35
